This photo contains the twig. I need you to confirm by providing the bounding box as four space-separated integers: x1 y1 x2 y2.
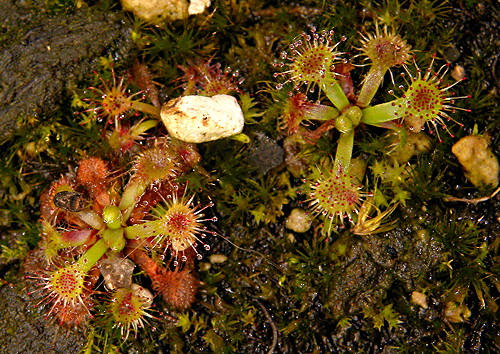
443 186 500 204
255 299 278 354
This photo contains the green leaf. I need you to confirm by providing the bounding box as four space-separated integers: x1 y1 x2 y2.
203 329 225 352
176 312 192 333
239 93 264 124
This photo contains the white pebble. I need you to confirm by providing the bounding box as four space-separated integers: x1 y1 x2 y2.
285 208 312 233
188 0 211 15
161 94 244 143
209 254 228 264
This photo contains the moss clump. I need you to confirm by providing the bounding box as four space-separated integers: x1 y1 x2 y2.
0 0 498 352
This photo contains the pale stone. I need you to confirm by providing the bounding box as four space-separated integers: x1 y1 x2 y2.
121 0 188 22
131 283 154 307
411 291 428 309
285 208 312 233
388 131 433 164
209 254 228 264
452 135 499 188
161 94 245 143
99 257 135 291
188 0 211 15
443 301 471 323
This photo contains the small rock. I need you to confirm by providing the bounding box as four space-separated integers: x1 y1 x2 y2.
443 301 471 323
121 0 188 22
285 208 312 233
245 132 284 174
131 283 154 307
99 257 135 291
411 291 428 309
389 131 433 164
188 0 211 15
161 94 244 143
209 254 228 264
451 65 466 81
452 134 499 188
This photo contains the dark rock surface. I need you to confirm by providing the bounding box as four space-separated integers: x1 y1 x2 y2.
0 1 133 141
0 279 87 354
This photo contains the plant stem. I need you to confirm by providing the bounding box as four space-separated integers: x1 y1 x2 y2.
124 219 161 240
76 210 104 230
304 104 340 122
119 179 148 221
334 130 354 172
131 101 161 119
102 227 126 252
331 106 361 171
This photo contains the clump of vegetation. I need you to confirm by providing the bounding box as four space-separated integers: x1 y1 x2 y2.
28 133 214 337
0 0 498 352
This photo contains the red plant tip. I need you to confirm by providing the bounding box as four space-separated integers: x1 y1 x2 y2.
83 70 142 125
394 56 471 141
177 59 243 96
76 157 111 208
109 284 154 340
153 268 199 311
358 25 411 68
305 164 367 234
274 26 345 91
279 92 317 135
132 145 181 184
77 157 109 185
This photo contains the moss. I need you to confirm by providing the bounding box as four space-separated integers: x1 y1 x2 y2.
0 0 498 352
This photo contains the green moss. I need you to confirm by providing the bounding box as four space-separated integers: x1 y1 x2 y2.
1 0 498 352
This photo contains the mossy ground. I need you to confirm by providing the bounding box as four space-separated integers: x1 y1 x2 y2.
0 0 498 352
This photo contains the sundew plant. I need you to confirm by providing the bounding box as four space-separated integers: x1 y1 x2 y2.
0 0 498 352
273 24 473 235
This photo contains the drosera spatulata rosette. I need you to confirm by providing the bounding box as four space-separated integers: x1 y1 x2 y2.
272 24 472 236
25 136 217 338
